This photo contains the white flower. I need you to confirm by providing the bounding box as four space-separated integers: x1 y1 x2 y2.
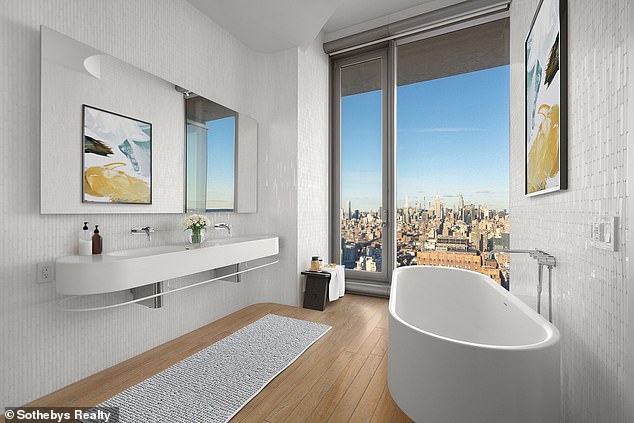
184 214 209 230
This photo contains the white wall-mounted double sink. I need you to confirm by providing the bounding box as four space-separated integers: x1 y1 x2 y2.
56 235 279 295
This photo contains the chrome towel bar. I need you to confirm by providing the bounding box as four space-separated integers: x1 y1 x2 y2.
57 259 279 312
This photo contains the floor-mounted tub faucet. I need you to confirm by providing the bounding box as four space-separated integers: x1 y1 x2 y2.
490 248 556 323
131 226 156 241
214 222 231 235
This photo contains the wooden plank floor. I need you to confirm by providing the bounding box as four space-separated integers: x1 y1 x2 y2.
16 294 412 422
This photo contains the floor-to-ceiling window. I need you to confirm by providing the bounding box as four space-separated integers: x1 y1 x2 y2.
333 50 390 284
332 18 510 292
396 20 510 289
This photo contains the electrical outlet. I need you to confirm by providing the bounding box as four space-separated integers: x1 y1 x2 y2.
38 262 55 283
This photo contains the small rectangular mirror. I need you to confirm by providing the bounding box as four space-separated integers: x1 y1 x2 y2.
185 94 236 212
185 94 257 213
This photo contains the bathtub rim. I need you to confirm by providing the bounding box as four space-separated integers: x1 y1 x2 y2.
389 265 560 351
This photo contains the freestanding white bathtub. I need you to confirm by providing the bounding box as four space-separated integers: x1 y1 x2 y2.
388 266 560 423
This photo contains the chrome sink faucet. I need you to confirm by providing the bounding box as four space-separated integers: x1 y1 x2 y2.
214 222 231 235
131 226 156 241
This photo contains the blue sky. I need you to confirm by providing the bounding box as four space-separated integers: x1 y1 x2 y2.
341 65 509 212
206 116 235 210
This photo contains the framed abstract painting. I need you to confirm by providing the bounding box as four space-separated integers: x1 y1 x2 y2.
525 0 567 196
82 105 152 204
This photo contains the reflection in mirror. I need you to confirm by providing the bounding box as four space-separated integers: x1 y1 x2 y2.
40 26 184 214
185 95 236 212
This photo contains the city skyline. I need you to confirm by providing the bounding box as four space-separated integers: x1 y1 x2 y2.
341 65 510 212
343 194 507 215
340 195 510 286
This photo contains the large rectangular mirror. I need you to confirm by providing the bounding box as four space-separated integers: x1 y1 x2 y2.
40 26 258 214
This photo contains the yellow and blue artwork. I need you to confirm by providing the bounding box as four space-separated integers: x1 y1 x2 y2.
82 105 152 204
525 0 566 196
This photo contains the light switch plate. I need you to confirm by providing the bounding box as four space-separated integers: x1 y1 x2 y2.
590 216 617 251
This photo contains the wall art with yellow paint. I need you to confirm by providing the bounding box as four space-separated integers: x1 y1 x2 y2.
82 105 152 204
525 0 567 196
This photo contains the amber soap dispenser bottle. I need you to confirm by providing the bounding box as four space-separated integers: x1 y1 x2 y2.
92 225 103 255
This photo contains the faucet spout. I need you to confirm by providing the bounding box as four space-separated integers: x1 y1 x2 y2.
131 226 156 241
214 222 231 235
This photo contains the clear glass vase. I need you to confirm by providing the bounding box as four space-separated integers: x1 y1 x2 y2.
186 228 206 245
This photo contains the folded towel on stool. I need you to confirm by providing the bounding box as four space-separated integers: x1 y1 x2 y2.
323 265 346 302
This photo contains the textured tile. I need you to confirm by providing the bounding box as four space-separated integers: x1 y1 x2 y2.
509 1 629 422
297 34 331 293
0 0 323 410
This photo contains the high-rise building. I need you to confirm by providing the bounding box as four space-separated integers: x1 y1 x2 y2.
434 196 443 219
458 194 464 219
342 242 359 269
346 200 352 219
502 232 510 250
493 235 504 251
368 247 382 272
470 229 482 251
436 236 469 251
355 256 377 272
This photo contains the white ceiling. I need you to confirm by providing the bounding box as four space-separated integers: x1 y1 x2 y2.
186 0 340 53
324 0 455 34
187 0 464 53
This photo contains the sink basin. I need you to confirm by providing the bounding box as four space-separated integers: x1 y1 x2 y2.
56 235 279 295
106 245 187 258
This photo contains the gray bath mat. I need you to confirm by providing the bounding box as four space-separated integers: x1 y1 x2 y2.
84 314 331 423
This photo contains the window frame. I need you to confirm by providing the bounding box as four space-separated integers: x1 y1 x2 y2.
330 47 394 286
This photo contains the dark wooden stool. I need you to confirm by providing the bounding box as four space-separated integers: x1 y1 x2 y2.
302 271 331 311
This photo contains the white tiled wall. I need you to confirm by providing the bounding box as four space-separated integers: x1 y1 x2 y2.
0 0 326 409
509 1 630 422
297 34 330 292
626 3 634 421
